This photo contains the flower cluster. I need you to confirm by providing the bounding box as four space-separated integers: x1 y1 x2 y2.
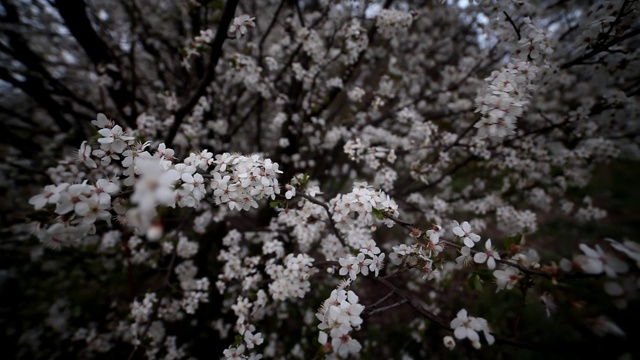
276 191 330 253
29 179 119 249
116 290 186 359
209 153 281 211
375 9 413 39
127 146 216 234
181 29 216 69
182 14 255 69
46 116 138 234
493 248 541 292
267 253 315 301
517 18 554 61
343 137 397 170
474 61 539 138
391 226 446 279
449 309 494 349
330 182 399 231
175 259 210 314
338 239 385 280
316 286 365 358
228 15 255 37
225 295 265 358
128 292 158 345
496 205 538 235
340 19 369 65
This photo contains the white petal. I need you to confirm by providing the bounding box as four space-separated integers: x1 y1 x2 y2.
579 243 599 258
453 227 465 237
464 237 476 248
474 252 488 264
467 329 480 343
485 239 492 250
454 327 467 340
457 308 467 319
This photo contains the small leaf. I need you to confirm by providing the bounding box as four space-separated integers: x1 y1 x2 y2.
467 274 484 292
372 208 385 220
504 233 523 249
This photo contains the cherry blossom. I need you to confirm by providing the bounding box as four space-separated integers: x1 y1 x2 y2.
450 309 493 348
77 141 97 169
229 15 255 37
494 267 521 292
575 243 629 278
452 221 481 248
473 239 501 270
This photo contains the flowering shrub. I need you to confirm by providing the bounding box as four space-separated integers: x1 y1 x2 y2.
2 0 640 359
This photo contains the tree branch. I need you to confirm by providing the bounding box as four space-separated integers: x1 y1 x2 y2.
296 192 347 247
54 0 136 126
561 26 640 69
165 0 239 147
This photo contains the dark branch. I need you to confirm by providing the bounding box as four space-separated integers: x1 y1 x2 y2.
296 192 348 247
165 0 240 147
503 11 521 41
54 0 136 126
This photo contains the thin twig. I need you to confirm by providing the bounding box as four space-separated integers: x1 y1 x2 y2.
258 0 286 64
292 0 306 28
127 248 177 360
441 239 549 277
166 0 240 147
563 27 640 68
380 213 550 278
374 276 452 329
503 11 521 40
364 298 408 317
372 276 545 350
365 290 396 309
296 192 347 247
127 209 194 359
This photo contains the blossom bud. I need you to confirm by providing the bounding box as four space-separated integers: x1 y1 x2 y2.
146 222 164 242
443 336 455 349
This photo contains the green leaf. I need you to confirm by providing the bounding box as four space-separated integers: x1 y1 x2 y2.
299 173 310 185
504 233 523 250
292 173 310 186
372 208 385 221
467 274 484 292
